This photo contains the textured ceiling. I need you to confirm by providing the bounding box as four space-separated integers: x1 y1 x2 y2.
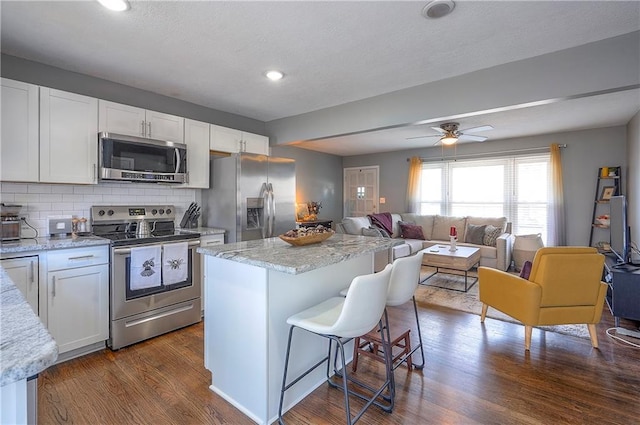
1 1 640 156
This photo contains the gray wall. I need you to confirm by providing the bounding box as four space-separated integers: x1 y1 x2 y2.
342 126 628 247
271 146 343 228
628 111 640 262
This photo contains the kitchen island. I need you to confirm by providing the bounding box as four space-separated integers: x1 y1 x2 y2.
198 233 401 424
1 268 58 424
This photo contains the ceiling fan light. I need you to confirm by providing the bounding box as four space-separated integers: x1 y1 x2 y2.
440 136 458 145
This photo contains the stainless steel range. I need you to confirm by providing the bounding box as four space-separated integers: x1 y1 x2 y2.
91 205 201 350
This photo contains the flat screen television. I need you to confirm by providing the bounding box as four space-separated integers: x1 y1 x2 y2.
609 195 629 265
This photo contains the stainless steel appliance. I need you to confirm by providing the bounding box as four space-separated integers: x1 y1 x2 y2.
91 205 201 350
1 203 22 241
202 153 296 242
98 132 187 184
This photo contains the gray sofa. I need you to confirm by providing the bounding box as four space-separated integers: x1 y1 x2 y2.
338 213 514 271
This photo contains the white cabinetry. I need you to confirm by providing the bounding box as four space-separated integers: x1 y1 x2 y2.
0 79 39 182
199 233 225 315
46 246 109 354
210 124 269 155
99 100 184 143
184 119 210 188
1 256 39 315
40 88 98 184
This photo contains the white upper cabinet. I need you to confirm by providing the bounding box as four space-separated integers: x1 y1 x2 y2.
210 124 241 153
1 78 39 182
242 131 269 156
210 124 269 155
184 119 210 188
98 100 184 143
40 88 98 184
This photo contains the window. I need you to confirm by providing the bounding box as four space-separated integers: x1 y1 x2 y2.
419 154 552 244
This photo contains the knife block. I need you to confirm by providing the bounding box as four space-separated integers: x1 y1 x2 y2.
184 216 199 229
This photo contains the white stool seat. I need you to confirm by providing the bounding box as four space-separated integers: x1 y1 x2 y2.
286 297 345 334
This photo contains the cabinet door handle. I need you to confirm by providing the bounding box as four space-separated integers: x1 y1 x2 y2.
93 163 97 182
141 120 146 137
30 260 35 285
68 254 95 260
52 276 56 298
147 121 152 138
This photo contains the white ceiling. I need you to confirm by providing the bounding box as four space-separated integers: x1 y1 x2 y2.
2 1 640 156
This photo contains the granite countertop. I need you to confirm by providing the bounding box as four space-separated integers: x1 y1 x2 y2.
197 233 401 275
178 227 226 236
0 268 58 386
0 235 111 255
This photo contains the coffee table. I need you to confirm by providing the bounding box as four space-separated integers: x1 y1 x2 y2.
420 245 481 292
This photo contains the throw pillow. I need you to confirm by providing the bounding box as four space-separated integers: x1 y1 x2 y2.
519 260 532 280
466 224 486 245
361 227 383 237
399 223 425 240
483 225 502 247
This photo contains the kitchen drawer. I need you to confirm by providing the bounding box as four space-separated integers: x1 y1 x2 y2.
200 234 224 247
47 246 109 271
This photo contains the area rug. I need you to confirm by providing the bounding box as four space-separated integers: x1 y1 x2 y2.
416 267 590 339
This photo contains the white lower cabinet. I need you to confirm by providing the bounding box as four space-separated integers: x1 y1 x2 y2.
0 256 39 315
46 246 109 354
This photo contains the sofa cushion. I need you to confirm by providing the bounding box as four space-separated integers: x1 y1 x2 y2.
467 216 508 233
483 225 502 247
403 239 426 254
432 215 467 241
399 223 425 240
362 227 383 237
390 213 404 238
465 224 486 245
342 216 371 235
392 243 412 259
402 214 435 240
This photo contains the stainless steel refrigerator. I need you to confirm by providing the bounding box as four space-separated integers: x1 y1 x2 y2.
202 153 296 243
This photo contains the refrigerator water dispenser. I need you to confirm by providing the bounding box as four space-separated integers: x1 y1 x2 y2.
246 197 263 229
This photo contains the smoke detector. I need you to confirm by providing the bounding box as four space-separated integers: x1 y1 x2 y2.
422 0 455 19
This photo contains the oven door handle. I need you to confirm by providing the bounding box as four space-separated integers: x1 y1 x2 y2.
113 240 200 255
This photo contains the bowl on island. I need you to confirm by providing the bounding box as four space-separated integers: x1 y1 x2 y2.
279 225 334 246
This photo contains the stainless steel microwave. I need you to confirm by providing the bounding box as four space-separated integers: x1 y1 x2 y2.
98 132 187 184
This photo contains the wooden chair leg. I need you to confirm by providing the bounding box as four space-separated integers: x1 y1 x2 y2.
480 304 488 322
352 337 361 372
525 325 532 351
587 324 599 348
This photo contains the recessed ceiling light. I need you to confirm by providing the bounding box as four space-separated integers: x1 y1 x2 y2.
265 70 284 81
422 0 455 19
97 0 130 12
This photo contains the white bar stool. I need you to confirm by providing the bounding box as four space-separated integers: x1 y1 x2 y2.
278 264 393 425
340 252 426 402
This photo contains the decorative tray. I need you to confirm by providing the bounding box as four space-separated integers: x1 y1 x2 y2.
279 230 334 246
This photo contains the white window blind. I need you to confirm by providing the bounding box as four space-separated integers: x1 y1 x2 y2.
419 153 552 244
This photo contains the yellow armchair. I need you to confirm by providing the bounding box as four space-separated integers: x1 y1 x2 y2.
478 247 607 350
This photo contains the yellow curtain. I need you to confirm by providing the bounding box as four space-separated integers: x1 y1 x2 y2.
550 144 565 246
406 156 422 213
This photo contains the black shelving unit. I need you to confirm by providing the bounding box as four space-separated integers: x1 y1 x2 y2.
589 166 621 250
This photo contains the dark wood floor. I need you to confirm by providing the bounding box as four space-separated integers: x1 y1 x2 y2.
38 289 640 425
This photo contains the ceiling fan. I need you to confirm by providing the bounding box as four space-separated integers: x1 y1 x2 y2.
407 122 494 145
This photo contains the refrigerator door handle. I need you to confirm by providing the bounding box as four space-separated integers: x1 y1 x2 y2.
267 183 275 237
260 182 269 239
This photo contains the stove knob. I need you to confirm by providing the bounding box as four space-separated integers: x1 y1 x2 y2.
98 210 105 216
166 208 172 215
151 209 158 215
159 209 165 215
107 209 114 216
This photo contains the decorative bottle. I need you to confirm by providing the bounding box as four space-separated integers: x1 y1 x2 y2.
449 226 458 252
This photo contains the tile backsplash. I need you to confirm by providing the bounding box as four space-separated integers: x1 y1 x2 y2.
0 182 199 238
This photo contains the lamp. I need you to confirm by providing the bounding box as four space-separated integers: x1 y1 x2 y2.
440 132 458 145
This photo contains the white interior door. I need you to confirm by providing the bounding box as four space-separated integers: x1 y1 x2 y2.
343 166 379 217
